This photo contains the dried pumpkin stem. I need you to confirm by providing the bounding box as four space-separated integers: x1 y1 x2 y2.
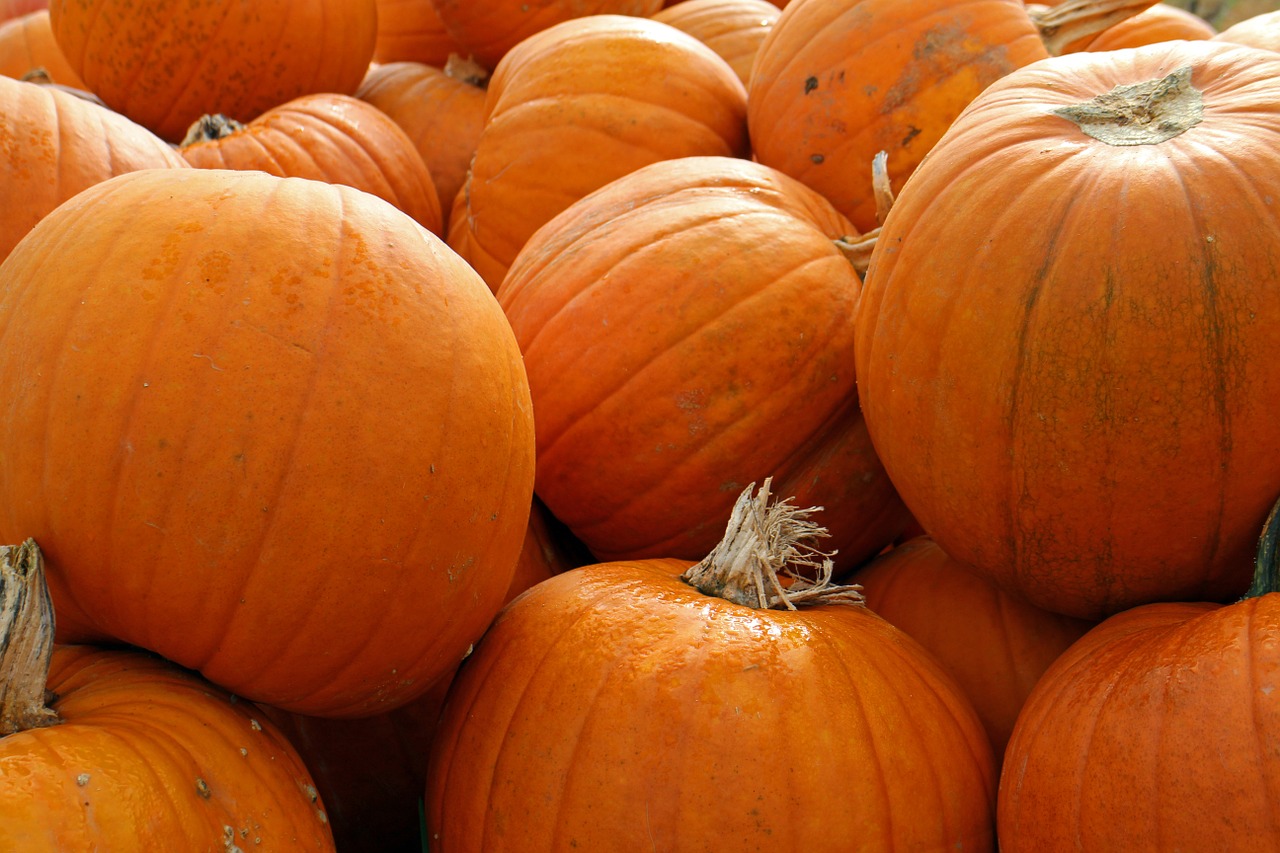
836 150 893 274
444 53 491 89
680 479 864 610
1243 497 1280 600
0 539 59 735
1029 0 1161 56
179 113 246 147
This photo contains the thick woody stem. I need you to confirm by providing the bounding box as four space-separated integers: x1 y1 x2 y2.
0 539 59 735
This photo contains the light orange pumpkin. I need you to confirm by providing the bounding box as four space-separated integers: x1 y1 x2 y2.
0 9 82 86
179 92 443 235
0 167 536 717
0 0 43 22
1066 2 1215 51
652 0 781 85
1213 9 1280 51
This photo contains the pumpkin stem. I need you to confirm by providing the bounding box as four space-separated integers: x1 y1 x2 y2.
835 151 893 274
1029 0 1161 56
444 53 491 89
0 539 59 735
680 479 865 610
179 113 246 147
1242 497 1280 600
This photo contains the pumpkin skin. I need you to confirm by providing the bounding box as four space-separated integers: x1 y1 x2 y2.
425 559 997 851
355 60 487 233
748 0 1050 232
498 155 908 570
0 168 536 717
852 536 1094 759
854 41 1280 619
0 73 186 262
0 10 83 86
374 0 462 66
448 14 750 291
651 0 782 85
1213 9 1280 51
179 92 443 235
0 644 334 851
48 0 378 142
0 0 43 21
1070 2 1215 51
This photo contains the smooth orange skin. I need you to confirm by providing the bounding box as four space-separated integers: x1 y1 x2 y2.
854 42 1280 620
652 0 781 85
0 0 43 21
0 74 186 262
431 0 664 69
356 61 487 234
48 0 377 142
449 14 750 291
499 155 908 571
426 559 997 851
0 168 536 717
853 537 1094 760
373 0 462 66
998 592 1280 850
1214 10 1280 51
749 0 1049 232
0 645 334 852
0 9 83 86
179 92 443 235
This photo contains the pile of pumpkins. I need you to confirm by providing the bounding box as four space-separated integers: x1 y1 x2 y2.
1 0 1278 850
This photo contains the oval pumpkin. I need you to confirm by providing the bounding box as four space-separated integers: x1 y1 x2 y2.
0 167 536 717
854 41 1280 619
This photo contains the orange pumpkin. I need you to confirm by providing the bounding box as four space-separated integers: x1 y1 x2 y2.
997 497 1280 850
426 482 996 850
1213 9 1280 51
355 58 487 233
48 0 378 142
0 0 43 22
0 168 536 717
0 541 335 851
852 536 1094 759
373 0 462 66
449 14 750 291
498 154 908 571
179 92 443 235
1068 2 1215 51
0 10 82 86
854 41 1280 619
652 0 781 85
0 73 186 261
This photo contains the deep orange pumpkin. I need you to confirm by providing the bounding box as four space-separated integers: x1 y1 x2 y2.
0 10 82 86
373 0 462 66
179 92 443 235
426 482 996 850
48 0 378 142
0 0 43 22
0 168 536 717
997 497 1280 850
448 14 750 291
854 41 1280 619
0 541 335 851
498 154 908 571
651 0 781 85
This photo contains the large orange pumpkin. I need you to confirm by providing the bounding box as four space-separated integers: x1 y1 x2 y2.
997 496 1280 850
0 73 186 262
0 541 335 851
426 482 996 850
0 168 536 717
48 0 378 142
854 41 1280 619
498 154 908 571
448 14 750 291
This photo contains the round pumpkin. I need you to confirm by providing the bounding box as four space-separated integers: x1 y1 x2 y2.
0 0 44 22
448 14 750 291
1065 2 1215 51
0 73 186 262
997 496 1280 850
0 167 536 717
48 0 378 142
426 481 996 850
651 0 781 85
498 154 908 571
0 540 335 851
854 40 1280 619
179 92 443 235
374 0 462 66
0 10 82 86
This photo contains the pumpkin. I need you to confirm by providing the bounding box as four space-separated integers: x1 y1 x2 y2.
1213 9 1280 51
426 481 997 850
852 536 1094 759
355 57 488 234
0 167 536 717
1056 1 1216 51
997 495 1280 850
374 0 462 66
0 73 186 262
428 0 665 69
449 14 750 291
0 540 335 851
0 0 43 22
651 0 782 85
179 92 443 235
48 0 378 142
498 154 908 571
854 41 1280 619
0 10 82 86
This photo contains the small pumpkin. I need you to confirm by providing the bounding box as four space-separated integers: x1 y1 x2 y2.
652 0 782 85
373 0 462 66
426 481 997 850
0 10 82 86
0 540 335 851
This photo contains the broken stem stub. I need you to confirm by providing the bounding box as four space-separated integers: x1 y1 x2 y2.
0 539 59 735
